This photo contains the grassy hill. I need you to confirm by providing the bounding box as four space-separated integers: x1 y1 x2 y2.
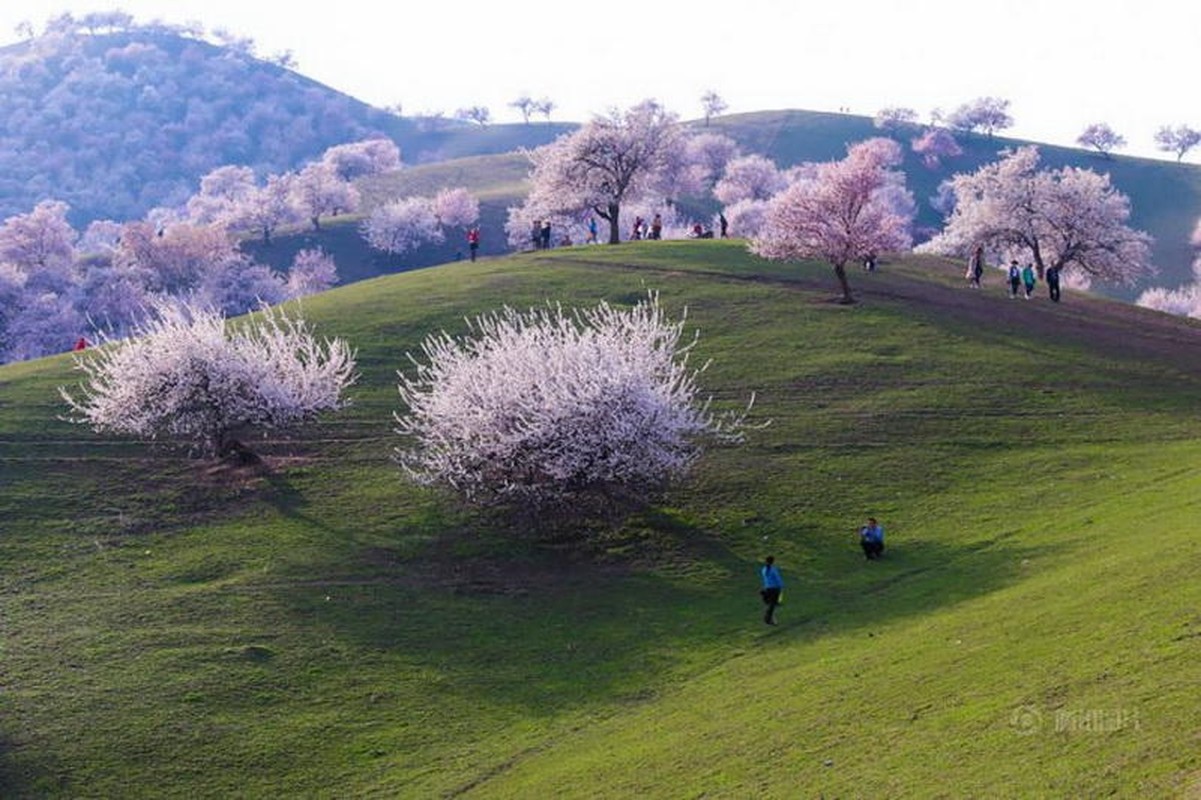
711 110 1201 299
251 110 1201 306
3 242 1200 797
242 153 532 284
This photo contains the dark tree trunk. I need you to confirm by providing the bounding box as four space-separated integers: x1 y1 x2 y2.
607 202 621 244
833 262 855 304
215 430 260 465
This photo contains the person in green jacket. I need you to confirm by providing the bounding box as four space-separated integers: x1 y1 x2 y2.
1021 263 1037 299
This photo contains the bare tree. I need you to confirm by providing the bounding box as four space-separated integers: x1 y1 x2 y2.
701 90 728 126
534 97 556 122
455 106 491 127
1154 125 1201 162
509 95 536 124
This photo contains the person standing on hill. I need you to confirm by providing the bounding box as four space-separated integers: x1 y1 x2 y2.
1046 264 1061 302
651 213 663 240
531 220 542 251
719 212 729 238
1007 260 1022 298
587 216 599 244
540 219 552 250
467 227 480 262
967 245 984 288
1022 262 1036 299
859 517 885 560
759 555 784 625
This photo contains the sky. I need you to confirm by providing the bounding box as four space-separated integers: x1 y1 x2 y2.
1 1 1198 161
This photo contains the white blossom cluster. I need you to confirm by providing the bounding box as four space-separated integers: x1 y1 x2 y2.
60 301 357 458
395 293 746 508
361 188 480 255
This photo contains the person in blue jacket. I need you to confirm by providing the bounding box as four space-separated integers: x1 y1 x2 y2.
859 517 885 560
759 555 784 625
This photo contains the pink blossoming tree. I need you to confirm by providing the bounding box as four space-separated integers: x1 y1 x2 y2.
394 293 750 514
752 138 915 303
519 100 688 245
1136 218 1201 317
911 128 963 169
1076 123 1127 159
60 301 357 461
713 154 786 206
917 146 1154 283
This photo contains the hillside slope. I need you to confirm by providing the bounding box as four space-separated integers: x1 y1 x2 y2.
711 110 1201 297
251 110 1201 303
2 243 1199 797
0 24 572 225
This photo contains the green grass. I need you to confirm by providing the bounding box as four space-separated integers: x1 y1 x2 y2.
246 109 1201 303
2 241 1200 797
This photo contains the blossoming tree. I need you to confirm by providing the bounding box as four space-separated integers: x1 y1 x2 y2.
60 301 357 460
519 100 688 245
752 138 915 303
1137 217 1201 317
394 293 748 513
917 146 1154 283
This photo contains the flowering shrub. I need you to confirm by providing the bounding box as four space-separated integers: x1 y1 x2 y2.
394 293 748 511
60 301 357 459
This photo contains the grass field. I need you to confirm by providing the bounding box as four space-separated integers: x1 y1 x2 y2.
2 241 1200 797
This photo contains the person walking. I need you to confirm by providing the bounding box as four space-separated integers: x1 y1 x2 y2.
719 212 729 238
967 245 984 288
1021 262 1036 299
467 227 480 262
587 216 599 244
759 555 784 625
650 213 663 240
1046 264 1061 302
540 219 552 250
1007 260 1021 299
859 517 885 560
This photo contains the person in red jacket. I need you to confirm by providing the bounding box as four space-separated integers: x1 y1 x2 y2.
73 336 89 351
467 227 480 261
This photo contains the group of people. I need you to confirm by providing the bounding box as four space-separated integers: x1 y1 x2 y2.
630 214 664 240
757 517 885 625
967 245 1062 302
530 219 553 250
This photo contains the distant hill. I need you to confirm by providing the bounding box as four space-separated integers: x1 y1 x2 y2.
708 110 1201 298
253 112 1201 301
3 25 1198 298
0 23 572 225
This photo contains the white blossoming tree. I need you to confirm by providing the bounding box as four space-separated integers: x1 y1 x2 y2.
60 301 357 461
394 293 748 514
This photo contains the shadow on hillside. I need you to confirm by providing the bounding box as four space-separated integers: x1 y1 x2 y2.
0 735 66 799
267 506 1053 716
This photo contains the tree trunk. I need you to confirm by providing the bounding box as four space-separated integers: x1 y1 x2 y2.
607 202 621 244
215 429 260 465
833 262 855 304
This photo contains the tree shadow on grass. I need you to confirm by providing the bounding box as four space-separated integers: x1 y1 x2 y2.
0 734 67 800
268 504 1058 717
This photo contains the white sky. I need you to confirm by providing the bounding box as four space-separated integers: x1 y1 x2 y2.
1 1 1198 161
